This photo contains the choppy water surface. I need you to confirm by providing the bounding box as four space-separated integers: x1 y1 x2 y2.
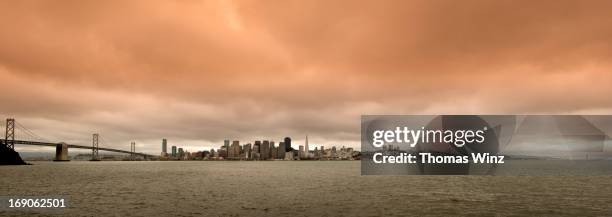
1 161 612 216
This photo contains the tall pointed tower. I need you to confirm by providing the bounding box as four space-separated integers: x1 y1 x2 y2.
305 135 309 159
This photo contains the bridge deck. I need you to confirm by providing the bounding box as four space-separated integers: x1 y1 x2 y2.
0 139 155 157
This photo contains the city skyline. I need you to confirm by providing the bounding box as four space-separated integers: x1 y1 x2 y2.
162 136 356 161
164 135 348 155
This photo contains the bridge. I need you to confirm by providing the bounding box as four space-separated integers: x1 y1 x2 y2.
1 118 156 161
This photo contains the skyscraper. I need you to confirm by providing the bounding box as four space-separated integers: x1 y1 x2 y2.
243 143 252 159
230 140 240 159
321 146 325 158
304 135 309 159
162 138 167 155
299 145 304 159
224 140 230 157
284 137 292 152
254 141 261 152
253 141 261 160
262 140 270 160
270 141 276 159
278 142 285 159
171 146 177 158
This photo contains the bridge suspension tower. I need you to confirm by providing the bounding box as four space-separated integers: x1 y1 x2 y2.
130 141 135 160
4 118 15 150
92 133 99 161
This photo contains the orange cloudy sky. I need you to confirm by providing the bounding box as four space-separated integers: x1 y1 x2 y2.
1 0 611 153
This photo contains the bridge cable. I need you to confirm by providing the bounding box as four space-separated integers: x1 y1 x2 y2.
14 121 52 143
